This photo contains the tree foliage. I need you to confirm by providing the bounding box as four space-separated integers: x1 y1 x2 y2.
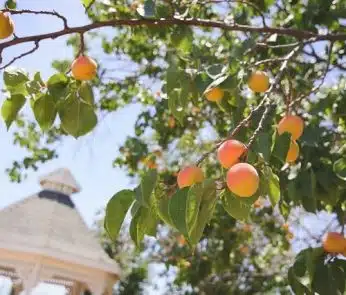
1 0 346 294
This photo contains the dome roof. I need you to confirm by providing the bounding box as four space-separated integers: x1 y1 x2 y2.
39 168 81 194
0 169 120 276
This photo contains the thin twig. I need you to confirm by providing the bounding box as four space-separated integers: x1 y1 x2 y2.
199 0 271 27
0 41 39 70
253 56 288 67
247 104 275 148
319 217 337 240
2 8 69 29
256 42 301 49
84 0 96 12
303 49 346 72
286 79 293 115
231 0 267 27
289 41 334 109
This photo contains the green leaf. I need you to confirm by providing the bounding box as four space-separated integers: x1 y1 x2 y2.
168 89 185 125
189 180 217 246
287 179 298 203
131 200 141 217
270 132 291 166
330 262 346 294
32 93 57 130
333 158 346 181
156 196 175 227
335 204 345 228
231 38 256 58
129 211 139 247
218 76 237 91
153 183 175 227
254 132 272 162
166 59 189 125
221 190 251 221
104 189 135 241
299 169 317 213
78 82 94 105
135 170 157 208
204 75 228 92
130 205 158 248
1 94 26 129
166 58 180 94
25 72 45 95
137 0 155 19
7 83 28 97
168 187 190 237
171 26 193 54
4 68 29 87
312 261 339 295
26 82 41 95
59 93 97 138
263 166 280 207
305 247 324 282
206 64 228 79
279 200 290 220
52 59 71 73
195 72 213 97
34 72 45 86
47 73 69 99
186 183 203 233
267 33 278 42
81 0 93 7
293 252 307 277
5 0 17 9
335 259 346 274
288 267 309 295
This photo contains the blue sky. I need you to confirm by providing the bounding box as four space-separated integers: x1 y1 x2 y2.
0 1 142 293
0 0 140 228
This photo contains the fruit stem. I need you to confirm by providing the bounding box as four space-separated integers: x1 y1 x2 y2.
285 79 293 115
79 32 85 56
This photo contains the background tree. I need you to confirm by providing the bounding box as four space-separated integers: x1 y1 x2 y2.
94 210 150 295
1 0 346 294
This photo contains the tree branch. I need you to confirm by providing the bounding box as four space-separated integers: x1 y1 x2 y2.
233 0 267 27
2 8 69 29
202 0 267 27
0 41 40 70
289 41 334 109
252 56 288 66
246 104 275 149
302 48 346 71
0 15 345 57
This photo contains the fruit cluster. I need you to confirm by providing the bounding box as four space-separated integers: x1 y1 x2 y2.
178 72 305 198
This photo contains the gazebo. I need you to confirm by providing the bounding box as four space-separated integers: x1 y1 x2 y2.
0 168 121 294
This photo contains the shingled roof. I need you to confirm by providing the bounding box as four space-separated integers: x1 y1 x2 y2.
0 168 120 276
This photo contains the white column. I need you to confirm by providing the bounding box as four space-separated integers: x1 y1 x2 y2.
87 282 104 295
17 262 42 295
70 282 82 295
11 282 23 295
105 285 113 295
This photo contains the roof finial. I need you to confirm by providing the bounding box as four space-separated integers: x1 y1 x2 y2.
39 168 81 195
